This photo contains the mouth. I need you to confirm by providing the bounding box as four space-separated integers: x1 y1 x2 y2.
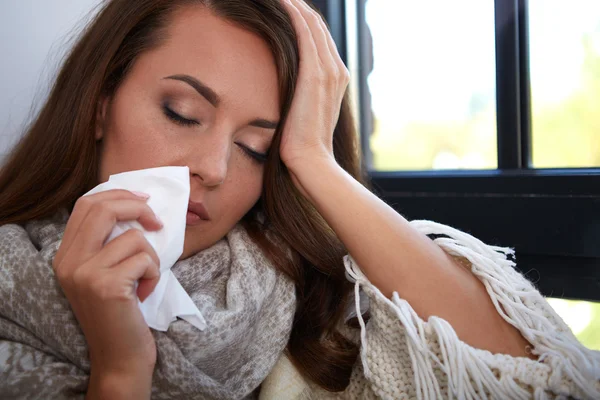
187 200 210 225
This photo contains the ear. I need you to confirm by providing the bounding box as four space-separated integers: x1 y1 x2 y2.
95 96 110 141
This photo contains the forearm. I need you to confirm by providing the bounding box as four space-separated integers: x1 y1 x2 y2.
290 157 533 357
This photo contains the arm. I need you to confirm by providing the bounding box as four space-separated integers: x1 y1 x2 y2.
280 0 532 358
290 158 533 358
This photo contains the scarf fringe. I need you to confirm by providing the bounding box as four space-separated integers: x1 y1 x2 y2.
344 220 600 400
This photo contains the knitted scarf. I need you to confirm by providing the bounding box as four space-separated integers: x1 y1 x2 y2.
0 212 296 399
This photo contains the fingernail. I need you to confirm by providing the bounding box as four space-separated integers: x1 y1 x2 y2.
132 191 150 199
155 215 164 228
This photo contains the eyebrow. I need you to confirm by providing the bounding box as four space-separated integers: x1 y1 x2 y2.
163 74 279 130
249 118 279 130
164 74 220 107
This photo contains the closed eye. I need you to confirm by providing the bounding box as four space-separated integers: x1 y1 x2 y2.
162 104 200 126
236 142 268 164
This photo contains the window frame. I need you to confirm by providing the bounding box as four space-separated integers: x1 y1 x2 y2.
314 0 600 302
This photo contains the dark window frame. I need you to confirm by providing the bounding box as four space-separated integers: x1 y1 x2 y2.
315 0 600 302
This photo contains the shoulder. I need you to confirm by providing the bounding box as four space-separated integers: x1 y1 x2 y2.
0 223 31 247
0 222 27 236
0 223 40 265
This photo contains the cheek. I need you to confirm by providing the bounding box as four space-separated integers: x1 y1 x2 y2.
99 99 171 179
241 170 264 205
226 165 264 215
110 99 164 152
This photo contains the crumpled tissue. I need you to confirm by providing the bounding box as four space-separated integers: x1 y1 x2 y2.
85 166 206 331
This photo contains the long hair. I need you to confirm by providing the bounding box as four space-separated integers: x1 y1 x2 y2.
0 0 366 391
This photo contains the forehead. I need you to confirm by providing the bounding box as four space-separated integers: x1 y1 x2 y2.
133 6 280 111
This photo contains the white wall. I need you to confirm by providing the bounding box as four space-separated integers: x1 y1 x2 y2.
0 0 102 159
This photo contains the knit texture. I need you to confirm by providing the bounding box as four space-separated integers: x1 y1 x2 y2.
0 212 296 399
260 220 600 400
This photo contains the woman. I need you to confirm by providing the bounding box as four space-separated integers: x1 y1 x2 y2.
0 0 597 398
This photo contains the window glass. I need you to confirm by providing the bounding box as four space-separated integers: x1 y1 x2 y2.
363 0 497 171
529 0 600 168
547 298 600 350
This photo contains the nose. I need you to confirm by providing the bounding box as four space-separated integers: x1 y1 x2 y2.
187 132 230 188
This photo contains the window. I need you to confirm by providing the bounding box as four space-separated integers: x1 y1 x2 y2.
314 0 600 347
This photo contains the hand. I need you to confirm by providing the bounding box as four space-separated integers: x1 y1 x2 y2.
53 190 163 388
279 0 350 182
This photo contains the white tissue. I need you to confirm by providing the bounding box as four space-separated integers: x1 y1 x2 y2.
84 166 206 331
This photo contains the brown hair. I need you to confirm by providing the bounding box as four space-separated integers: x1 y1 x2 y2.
0 0 366 391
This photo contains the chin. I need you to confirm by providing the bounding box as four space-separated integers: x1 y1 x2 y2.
180 230 219 261
180 242 203 261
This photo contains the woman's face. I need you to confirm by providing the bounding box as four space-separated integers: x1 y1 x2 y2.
96 6 280 259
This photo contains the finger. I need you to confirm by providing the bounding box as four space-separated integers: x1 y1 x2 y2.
57 190 150 266
64 190 150 247
290 0 337 69
95 228 161 270
137 275 160 303
70 199 162 264
313 5 348 74
111 252 160 303
299 0 350 88
120 252 160 303
282 0 320 67
69 250 159 302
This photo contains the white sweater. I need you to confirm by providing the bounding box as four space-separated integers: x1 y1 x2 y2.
260 221 600 400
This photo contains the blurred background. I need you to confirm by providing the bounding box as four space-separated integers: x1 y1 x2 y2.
0 1 598 350
0 0 102 160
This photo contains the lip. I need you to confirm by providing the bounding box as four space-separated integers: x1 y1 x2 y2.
187 200 210 224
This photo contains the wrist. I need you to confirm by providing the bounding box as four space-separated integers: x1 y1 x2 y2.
285 154 339 179
285 155 348 206
87 364 154 400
